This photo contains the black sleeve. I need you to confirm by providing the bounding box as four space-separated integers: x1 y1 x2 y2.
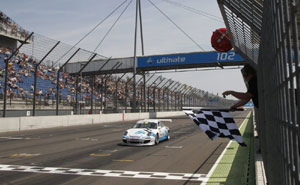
247 78 257 97
247 76 259 108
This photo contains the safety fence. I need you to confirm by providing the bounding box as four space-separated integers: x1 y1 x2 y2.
219 0 300 184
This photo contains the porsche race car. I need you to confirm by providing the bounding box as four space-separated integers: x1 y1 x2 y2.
122 119 171 146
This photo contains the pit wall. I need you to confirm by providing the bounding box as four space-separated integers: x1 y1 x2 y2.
0 111 185 133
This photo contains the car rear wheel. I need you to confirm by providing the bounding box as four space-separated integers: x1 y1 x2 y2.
155 134 159 145
167 131 170 140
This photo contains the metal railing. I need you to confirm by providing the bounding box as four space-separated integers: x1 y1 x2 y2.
219 0 300 184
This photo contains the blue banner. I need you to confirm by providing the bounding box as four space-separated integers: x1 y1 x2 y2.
137 51 244 68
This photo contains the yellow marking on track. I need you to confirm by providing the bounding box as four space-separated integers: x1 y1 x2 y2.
112 160 134 162
11 153 40 157
90 153 111 157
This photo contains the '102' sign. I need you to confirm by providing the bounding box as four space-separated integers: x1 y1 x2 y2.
217 51 236 61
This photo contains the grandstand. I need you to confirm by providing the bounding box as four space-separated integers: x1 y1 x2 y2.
0 47 232 116
0 10 235 117
0 11 31 49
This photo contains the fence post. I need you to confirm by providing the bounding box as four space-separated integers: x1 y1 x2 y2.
3 32 33 117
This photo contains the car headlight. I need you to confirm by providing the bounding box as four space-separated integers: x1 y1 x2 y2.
124 131 128 136
147 132 153 136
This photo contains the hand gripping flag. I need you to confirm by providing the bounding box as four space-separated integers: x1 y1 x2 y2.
184 109 246 147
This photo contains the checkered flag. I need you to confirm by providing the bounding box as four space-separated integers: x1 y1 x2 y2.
184 109 246 147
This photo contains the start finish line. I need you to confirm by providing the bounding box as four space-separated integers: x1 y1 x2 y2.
137 51 245 70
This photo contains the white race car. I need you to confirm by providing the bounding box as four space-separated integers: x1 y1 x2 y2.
122 119 171 146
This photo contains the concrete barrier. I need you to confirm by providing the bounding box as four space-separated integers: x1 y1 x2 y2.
20 116 69 130
67 115 95 126
123 112 150 121
99 113 124 123
0 111 185 133
0 117 20 132
156 111 184 118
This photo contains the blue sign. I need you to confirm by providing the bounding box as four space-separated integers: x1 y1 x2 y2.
137 51 244 68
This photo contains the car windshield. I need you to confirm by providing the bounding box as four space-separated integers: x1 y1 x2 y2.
133 122 157 129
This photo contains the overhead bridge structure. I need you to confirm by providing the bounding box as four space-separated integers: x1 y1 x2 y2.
65 50 245 76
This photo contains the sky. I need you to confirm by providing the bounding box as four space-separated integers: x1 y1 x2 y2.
1 0 247 99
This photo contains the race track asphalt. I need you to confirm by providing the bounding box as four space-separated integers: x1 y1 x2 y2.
0 110 249 185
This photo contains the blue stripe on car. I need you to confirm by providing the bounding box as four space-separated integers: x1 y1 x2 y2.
158 130 168 141
135 131 145 134
159 135 168 141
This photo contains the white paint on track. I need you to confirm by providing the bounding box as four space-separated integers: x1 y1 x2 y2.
165 146 183 149
0 137 30 140
0 164 208 182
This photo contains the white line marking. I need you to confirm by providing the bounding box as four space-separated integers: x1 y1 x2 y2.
0 136 37 140
0 137 27 140
103 125 121 128
98 149 118 153
0 164 208 182
165 146 183 149
200 111 251 185
78 138 99 141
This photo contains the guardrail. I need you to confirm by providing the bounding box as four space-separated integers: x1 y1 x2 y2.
0 111 185 133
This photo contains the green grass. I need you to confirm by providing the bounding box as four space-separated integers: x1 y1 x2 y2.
206 111 255 185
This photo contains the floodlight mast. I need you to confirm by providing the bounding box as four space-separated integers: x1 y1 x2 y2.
133 0 144 112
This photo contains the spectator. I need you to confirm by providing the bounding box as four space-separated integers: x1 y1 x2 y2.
20 90 26 99
38 89 43 96
0 11 30 40
0 12 4 21
222 64 258 110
